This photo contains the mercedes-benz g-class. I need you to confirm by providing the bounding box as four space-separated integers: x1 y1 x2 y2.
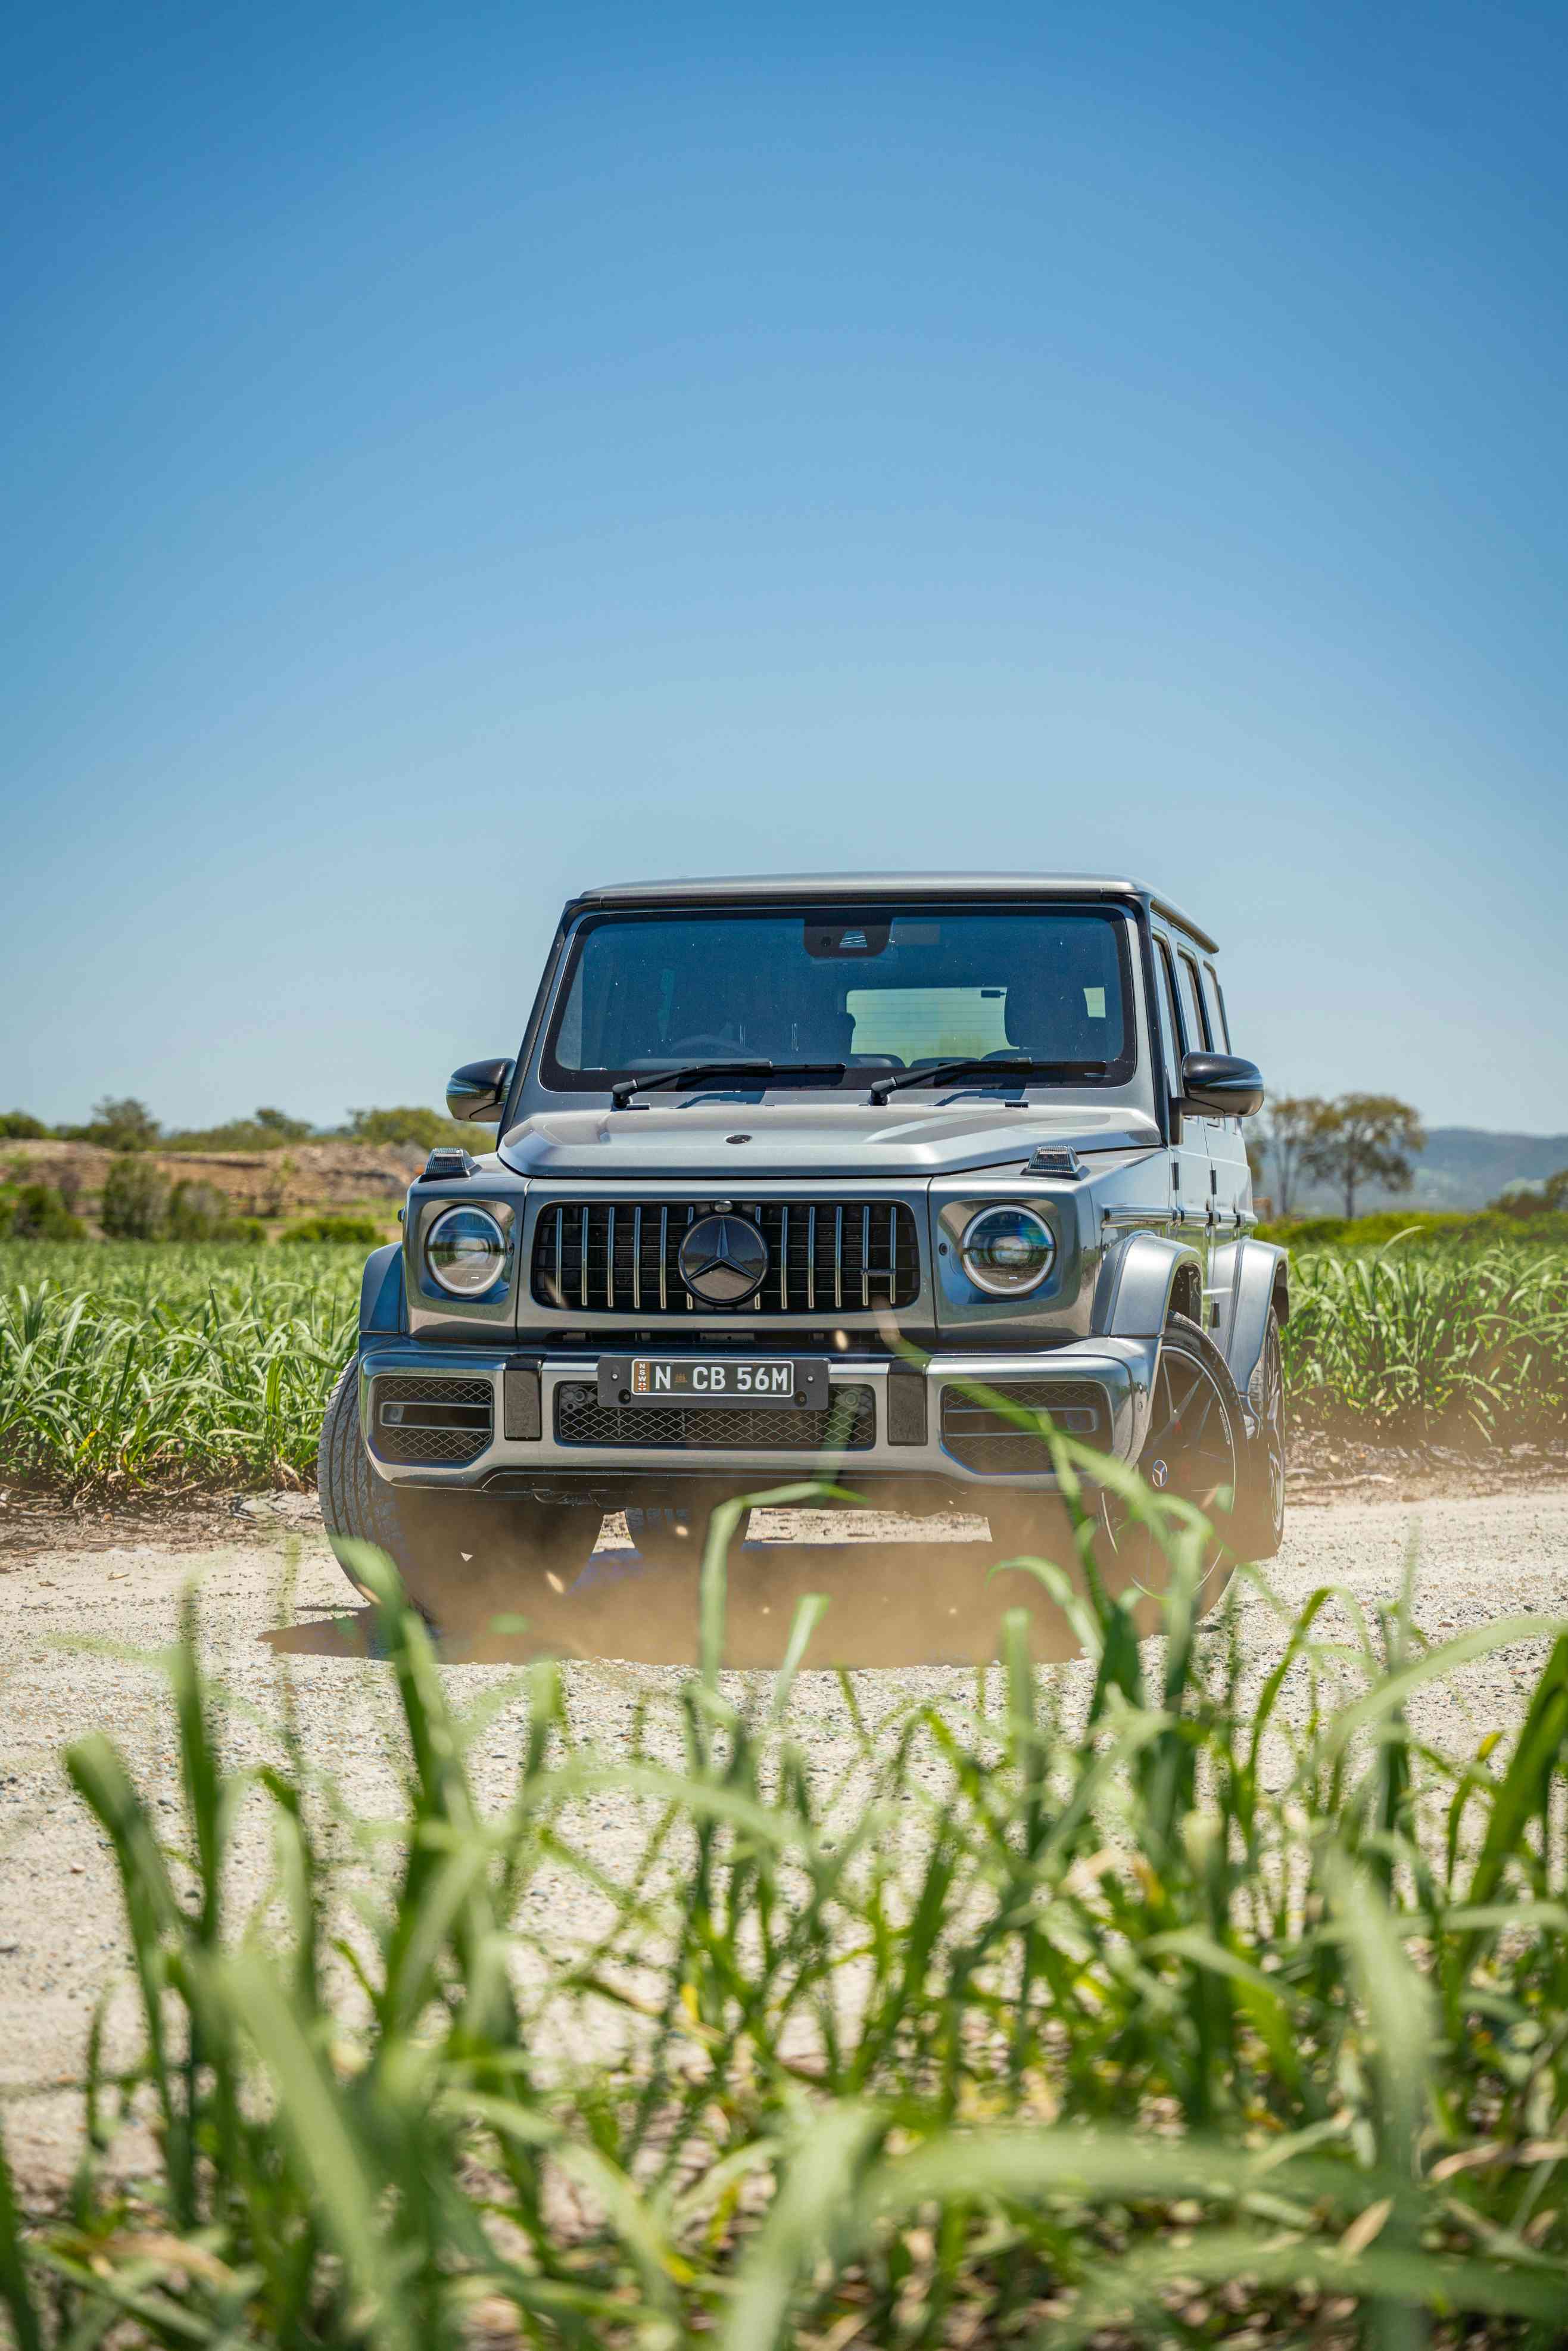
319 873 1288 1626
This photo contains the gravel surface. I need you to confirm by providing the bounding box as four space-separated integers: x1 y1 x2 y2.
4 1486 1567 2193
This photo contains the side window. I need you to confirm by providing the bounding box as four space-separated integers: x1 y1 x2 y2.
1201 963 1230 1051
1176 951 1211 1052
1153 936 1183 1089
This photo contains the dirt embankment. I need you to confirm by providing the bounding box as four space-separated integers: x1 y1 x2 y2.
3 1138 425 1223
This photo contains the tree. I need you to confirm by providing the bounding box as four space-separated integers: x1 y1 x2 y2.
1302 1093 1427 1220
0 1109 48 1139
1247 1094 1329 1220
254 1107 313 1142
86 1097 161 1152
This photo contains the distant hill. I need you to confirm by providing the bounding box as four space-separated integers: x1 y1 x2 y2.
1294 1128 1568 1213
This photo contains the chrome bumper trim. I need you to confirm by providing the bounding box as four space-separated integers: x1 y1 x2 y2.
358 1341 1158 1490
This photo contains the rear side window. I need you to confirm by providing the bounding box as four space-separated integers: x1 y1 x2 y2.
1175 951 1211 1052
1200 962 1230 1051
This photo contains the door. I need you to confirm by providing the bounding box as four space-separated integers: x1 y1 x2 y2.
1198 958 1250 1237
1153 932 1211 1266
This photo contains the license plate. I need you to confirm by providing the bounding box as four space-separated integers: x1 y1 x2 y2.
597 1356 828 1409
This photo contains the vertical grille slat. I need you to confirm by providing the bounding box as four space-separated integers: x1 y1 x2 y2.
531 1199 921 1316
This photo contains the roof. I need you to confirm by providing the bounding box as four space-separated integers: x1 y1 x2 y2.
569 872 1218 953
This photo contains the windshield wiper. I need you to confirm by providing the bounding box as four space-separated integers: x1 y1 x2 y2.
611 1060 846 1108
869 1056 1108 1104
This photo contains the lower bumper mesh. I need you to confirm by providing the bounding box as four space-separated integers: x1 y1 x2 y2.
370 1375 494 1465
554 1382 875 1452
940 1380 1111 1474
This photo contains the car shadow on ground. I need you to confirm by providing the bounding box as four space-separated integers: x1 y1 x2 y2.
264 1508 1093 1667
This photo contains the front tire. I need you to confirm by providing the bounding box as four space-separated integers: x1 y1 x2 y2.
1099 1311 1245 1615
317 1360 603 1628
1235 1307 1286 1561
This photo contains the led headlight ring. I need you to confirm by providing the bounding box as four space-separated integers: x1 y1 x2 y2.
425 1203 508 1297
959 1204 1055 1297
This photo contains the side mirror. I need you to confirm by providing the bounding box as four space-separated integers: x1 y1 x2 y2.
1180 1052 1264 1118
446 1057 516 1124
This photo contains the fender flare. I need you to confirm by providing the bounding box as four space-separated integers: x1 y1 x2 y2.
1208 1237 1289 1410
359 1242 407 1337
1093 1230 1207 1339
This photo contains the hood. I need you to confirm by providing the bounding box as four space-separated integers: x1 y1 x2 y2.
497 1098 1162 1183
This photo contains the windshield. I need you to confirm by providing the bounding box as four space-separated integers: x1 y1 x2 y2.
541 906 1136 1091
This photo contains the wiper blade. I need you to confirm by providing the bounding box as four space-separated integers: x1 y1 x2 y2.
611 1060 845 1108
869 1056 1107 1104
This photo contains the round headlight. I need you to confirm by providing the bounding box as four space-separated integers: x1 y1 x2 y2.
425 1204 508 1297
959 1204 1055 1297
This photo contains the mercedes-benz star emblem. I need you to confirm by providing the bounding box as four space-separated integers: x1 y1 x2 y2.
678 1212 769 1306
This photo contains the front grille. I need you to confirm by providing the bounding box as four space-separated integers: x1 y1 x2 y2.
940 1380 1110 1474
554 1381 876 1451
370 1374 494 1465
531 1201 920 1316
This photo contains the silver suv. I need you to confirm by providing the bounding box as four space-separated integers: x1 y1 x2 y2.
319 874 1288 1624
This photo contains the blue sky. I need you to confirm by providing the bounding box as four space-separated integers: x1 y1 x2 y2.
3 0 1564 1132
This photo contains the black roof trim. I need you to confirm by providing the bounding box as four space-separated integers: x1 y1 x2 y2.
566 871 1219 953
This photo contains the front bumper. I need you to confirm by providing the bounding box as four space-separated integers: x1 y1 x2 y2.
357 1341 1159 1497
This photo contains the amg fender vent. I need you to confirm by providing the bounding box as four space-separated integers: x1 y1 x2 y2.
531 1201 919 1316
940 1379 1110 1474
369 1375 494 1466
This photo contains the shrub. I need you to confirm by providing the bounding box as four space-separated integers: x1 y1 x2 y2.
280 1212 384 1245
0 1109 47 1139
1257 1207 1568 1250
98 1153 170 1240
345 1104 490 1151
166 1179 246 1241
163 1106 316 1151
0 1182 85 1241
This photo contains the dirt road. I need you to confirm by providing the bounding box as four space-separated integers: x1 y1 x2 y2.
4 1487 1567 2193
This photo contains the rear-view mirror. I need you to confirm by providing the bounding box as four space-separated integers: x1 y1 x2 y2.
446 1057 516 1123
1181 1051 1264 1117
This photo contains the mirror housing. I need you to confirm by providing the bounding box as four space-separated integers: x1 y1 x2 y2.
1180 1052 1264 1118
446 1057 516 1125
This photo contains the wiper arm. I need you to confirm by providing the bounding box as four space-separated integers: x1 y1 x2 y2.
869 1056 1107 1104
611 1060 845 1108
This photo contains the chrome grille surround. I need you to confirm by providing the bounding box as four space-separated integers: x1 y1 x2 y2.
529 1196 921 1319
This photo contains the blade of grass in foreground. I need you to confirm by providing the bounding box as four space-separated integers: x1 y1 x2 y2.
4 1440 1566 2346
